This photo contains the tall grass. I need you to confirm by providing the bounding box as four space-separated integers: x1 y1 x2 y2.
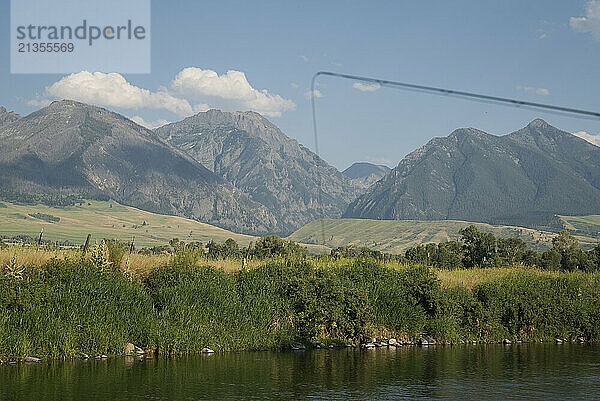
2 253 600 359
0 260 155 358
0 246 258 278
0 247 76 268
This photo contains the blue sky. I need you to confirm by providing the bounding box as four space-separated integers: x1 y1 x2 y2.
1 0 600 169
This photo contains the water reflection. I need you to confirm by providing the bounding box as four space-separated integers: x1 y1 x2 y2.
1 344 599 400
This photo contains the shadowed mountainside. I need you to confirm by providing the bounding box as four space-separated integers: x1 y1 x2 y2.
344 119 600 230
0 101 278 234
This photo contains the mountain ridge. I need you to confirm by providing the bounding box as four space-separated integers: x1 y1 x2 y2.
156 109 362 234
344 120 600 229
342 162 391 189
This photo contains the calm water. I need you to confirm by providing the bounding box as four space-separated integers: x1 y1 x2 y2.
1 344 599 400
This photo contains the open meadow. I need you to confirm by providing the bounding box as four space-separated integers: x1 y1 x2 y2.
0 200 256 248
289 218 600 253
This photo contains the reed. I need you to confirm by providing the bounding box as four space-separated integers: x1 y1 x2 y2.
2 252 600 359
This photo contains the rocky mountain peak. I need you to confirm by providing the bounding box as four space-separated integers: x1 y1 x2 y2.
156 108 361 234
343 162 391 189
180 109 290 147
0 106 21 126
527 118 550 129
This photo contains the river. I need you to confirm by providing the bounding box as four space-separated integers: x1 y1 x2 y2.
1 343 599 400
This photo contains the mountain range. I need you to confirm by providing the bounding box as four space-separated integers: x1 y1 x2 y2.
1 100 599 237
344 119 600 230
0 101 277 234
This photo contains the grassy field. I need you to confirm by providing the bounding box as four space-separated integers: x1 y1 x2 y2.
559 215 600 237
0 200 257 248
289 218 599 254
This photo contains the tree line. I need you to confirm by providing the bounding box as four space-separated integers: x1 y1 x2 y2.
403 225 600 272
138 235 308 260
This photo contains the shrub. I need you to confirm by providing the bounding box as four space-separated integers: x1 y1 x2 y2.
427 286 483 342
2 254 25 280
335 260 439 338
138 245 170 255
330 245 402 262
168 243 204 269
28 212 60 223
89 240 112 269
252 259 370 343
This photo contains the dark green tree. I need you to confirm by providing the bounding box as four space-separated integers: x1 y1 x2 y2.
521 249 541 267
588 244 600 272
497 237 527 266
552 230 578 252
405 245 429 264
253 236 306 259
540 248 562 270
222 238 241 258
460 225 496 267
206 240 223 259
550 231 593 271
331 245 395 261
169 238 184 252
434 241 464 269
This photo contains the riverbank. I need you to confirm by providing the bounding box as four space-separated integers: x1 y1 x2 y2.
1 252 600 360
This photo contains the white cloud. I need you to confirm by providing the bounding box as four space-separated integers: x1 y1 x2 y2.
570 1 600 40
353 82 381 92
304 89 324 98
539 33 548 39
516 85 550 96
130 116 171 129
573 131 600 147
28 68 295 118
41 71 195 116
170 68 296 117
290 82 299 89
